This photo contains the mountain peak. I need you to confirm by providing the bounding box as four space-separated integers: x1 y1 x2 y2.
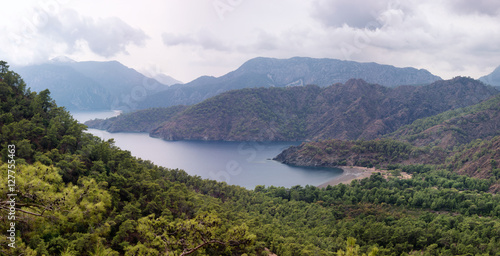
50 56 76 63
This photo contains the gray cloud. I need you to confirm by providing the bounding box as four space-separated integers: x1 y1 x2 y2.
450 0 500 16
162 31 229 51
38 8 149 57
311 0 394 29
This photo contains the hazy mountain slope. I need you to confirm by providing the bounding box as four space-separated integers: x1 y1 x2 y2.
148 77 496 141
66 60 168 95
14 59 171 111
479 65 500 87
139 57 442 109
150 73 183 86
13 64 111 110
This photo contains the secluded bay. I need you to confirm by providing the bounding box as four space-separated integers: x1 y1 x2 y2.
73 111 342 189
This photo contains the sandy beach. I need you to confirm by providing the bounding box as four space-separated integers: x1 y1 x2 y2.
317 166 379 188
318 166 412 188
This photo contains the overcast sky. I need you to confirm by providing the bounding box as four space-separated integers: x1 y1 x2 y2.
1 0 500 82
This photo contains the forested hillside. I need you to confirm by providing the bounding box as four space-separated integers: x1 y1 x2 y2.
275 94 500 191
388 94 500 148
3 62 500 255
96 77 497 141
85 106 188 133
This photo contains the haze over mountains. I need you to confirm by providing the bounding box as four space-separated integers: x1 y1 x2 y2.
138 57 443 109
13 57 172 111
480 65 500 87
14 56 445 111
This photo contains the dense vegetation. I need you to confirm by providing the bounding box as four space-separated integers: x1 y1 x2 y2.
2 62 500 255
388 93 500 148
275 96 500 191
88 77 498 142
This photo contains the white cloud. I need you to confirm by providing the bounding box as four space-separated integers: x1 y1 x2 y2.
2 6 148 65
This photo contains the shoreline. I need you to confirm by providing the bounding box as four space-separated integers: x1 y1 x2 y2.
317 166 379 188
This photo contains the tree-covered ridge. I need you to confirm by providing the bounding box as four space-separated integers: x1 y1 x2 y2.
388 93 500 148
150 85 321 141
85 106 188 133
274 95 500 191
274 139 435 169
3 62 500 255
91 77 498 142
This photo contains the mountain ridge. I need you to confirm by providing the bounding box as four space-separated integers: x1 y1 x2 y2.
138 56 442 109
86 77 498 143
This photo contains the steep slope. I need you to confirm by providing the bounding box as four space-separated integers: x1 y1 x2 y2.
13 59 171 111
389 94 500 148
446 137 500 180
275 92 500 188
149 73 183 86
139 57 441 109
148 77 496 141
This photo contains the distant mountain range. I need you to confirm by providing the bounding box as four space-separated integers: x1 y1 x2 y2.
86 77 498 142
13 58 172 111
138 57 442 109
14 56 442 111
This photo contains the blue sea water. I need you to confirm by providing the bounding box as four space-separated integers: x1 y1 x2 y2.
72 111 342 189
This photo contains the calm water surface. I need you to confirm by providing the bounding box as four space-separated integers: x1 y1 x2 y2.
72 111 343 189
